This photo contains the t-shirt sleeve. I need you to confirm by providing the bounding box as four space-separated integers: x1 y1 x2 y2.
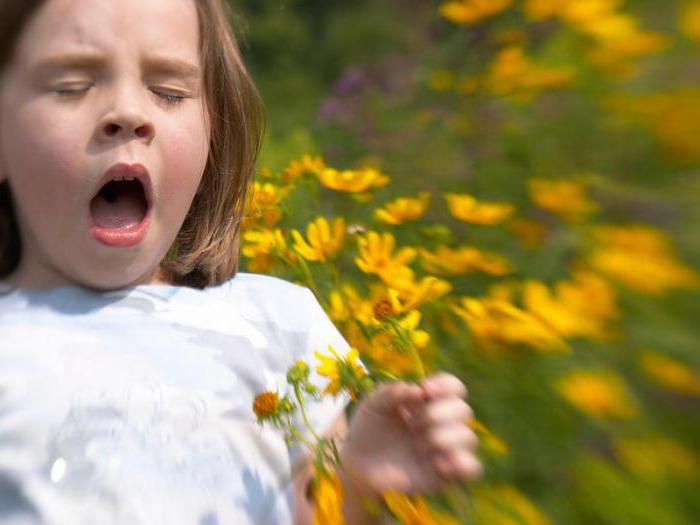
287 287 354 466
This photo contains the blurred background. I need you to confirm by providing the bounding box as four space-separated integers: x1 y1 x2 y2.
233 1 700 523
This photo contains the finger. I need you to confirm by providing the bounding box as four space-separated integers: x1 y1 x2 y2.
406 398 474 430
421 373 467 400
365 381 425 414
432 450 483 482
419 423 478 453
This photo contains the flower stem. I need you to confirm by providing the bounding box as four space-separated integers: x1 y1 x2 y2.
294 384 322 442
389 319 426 379
286 415 317 451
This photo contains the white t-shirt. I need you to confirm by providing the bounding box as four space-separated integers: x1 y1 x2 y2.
0 273 351 525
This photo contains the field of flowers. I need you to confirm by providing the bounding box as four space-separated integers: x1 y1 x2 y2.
235 0 700 523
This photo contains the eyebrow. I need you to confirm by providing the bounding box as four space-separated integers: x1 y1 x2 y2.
31 52 202 80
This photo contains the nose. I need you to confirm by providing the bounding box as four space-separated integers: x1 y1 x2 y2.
97 86 155 143
102 119 153 141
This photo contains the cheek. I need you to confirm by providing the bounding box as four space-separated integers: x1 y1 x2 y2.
165 114 209 185
158 118 209 212
3 102 85 184
3 125 85 227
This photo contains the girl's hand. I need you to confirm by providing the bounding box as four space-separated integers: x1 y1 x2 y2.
339 372 482 498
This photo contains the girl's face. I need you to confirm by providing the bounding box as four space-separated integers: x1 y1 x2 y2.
0 0 210 290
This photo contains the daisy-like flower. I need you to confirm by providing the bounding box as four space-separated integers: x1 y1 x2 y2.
384 491 461 524
588 225 700 294
439 0 512 26
242 182 287 228
242 228 290 258
473 484 552 525
312 472 344 525
291 217 345 262
393 276 453 312
614 435 700 480
556 369 637 419
315 345 367 400
452 296 568 353
252 391 279 423
365 310 432 376
281 154 326 183
445 193 514 225
523 272 618 339
484 45 575 100
639 351 700 397
355 231 417 279
469 419 509 456
527 178 597 222
374 192 431 225
419 246 512 276
318 167 390 193
509 218 548 249
241 228 296 272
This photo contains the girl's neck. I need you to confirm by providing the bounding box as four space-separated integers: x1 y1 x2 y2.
1 266 172 292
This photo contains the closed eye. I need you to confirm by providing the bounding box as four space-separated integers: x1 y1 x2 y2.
52 84 189 107
55 84 92 97
151 89 189 106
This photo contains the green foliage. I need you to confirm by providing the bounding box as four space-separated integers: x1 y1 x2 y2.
235 0 700 522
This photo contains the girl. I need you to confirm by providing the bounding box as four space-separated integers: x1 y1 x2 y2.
0 0 481 523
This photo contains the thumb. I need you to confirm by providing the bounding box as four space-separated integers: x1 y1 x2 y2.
364 381 425 414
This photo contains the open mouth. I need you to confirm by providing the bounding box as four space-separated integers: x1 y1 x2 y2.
89 178 148 229
88 163 152 248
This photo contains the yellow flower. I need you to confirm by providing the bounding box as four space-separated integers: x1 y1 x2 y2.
469 419 509 456
383 491 461 525
523 0 570 21
242 182 286 228
328 284 376 326
242 228 295 272
639 350 700 397
365 311 432 376
242 228 288 257
589 225 700 294
291 217 345 262
318 166 390 193
473 484 552 525
355 231 417 280
374 192 431 225
528 178 598 222
614 435 700 480
282 154 326 183
484 45 574 100
608 89 700 163
372 298 396 322
390 276 453 311
452 296 568 353
439 0 513 25
509 218 549 249
445 193 514 225
315 346 367 399
523 272 618 339
556 370 637 419
680 1 700 41
312 472 344 525
419 246 512 276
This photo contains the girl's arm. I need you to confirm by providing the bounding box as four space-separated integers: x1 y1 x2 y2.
292 414 390 524
292 373 481 524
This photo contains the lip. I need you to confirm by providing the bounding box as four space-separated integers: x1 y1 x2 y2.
87 162 153 248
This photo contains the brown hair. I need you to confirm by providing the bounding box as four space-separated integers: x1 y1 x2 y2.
0 0 264 288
